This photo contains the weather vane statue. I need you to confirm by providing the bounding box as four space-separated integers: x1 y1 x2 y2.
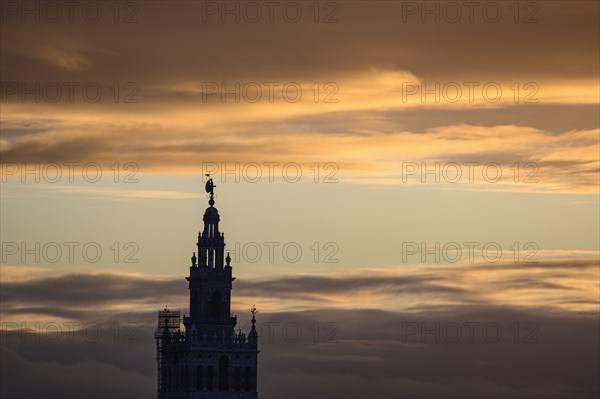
205 173 216 206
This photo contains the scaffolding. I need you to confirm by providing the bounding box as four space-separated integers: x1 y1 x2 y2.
155 309 181 395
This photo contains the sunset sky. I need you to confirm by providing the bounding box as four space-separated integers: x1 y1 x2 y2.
1 1 599 398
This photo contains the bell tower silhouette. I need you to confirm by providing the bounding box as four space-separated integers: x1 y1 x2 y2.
156 175 259 399
188 176 235 337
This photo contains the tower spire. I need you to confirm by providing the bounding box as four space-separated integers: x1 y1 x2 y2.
249 305 259 344
196 174 224 269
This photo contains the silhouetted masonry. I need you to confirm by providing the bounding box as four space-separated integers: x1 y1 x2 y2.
156 177 259 399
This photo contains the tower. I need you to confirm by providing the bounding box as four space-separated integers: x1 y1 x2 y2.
156 176 259 399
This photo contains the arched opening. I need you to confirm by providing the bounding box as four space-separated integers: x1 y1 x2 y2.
234 367 241 391
207 366 213 390
245 367 252 392
210 291 223 317
218 355 229 391
196 365 202 390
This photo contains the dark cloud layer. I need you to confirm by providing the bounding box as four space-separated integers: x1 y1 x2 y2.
236 274 466 297
1 1 598 83
1 273 187 306
1 306 598 398
1 265 599 397
4 272 452 309
3 259 598 317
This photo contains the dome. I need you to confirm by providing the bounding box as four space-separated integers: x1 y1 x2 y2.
203 205 220 226
204 206 219 218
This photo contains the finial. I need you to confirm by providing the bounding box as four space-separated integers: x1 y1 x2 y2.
191 252 197 266
248 305 259 342
226 252 231 267
205 174 216 206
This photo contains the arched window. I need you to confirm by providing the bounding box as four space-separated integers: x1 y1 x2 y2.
218 355 229 391
210 291 223 317
245 367 252 392
207 366 213 391
234 367 241 391
196 365 203 390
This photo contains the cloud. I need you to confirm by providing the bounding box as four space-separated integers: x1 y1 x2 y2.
1 272 187 322
1 28 113 72
1 0 597 198
2 1 599 82
0 346 155 399
32 185 205 200
2 257 598 322
1 256 598 398
2 118 598 193
1 306 598 398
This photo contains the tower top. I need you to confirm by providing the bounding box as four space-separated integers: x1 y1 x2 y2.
205 174 216 206
195 173 225 270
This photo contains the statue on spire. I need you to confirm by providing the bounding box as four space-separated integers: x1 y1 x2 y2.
205 174 216 206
